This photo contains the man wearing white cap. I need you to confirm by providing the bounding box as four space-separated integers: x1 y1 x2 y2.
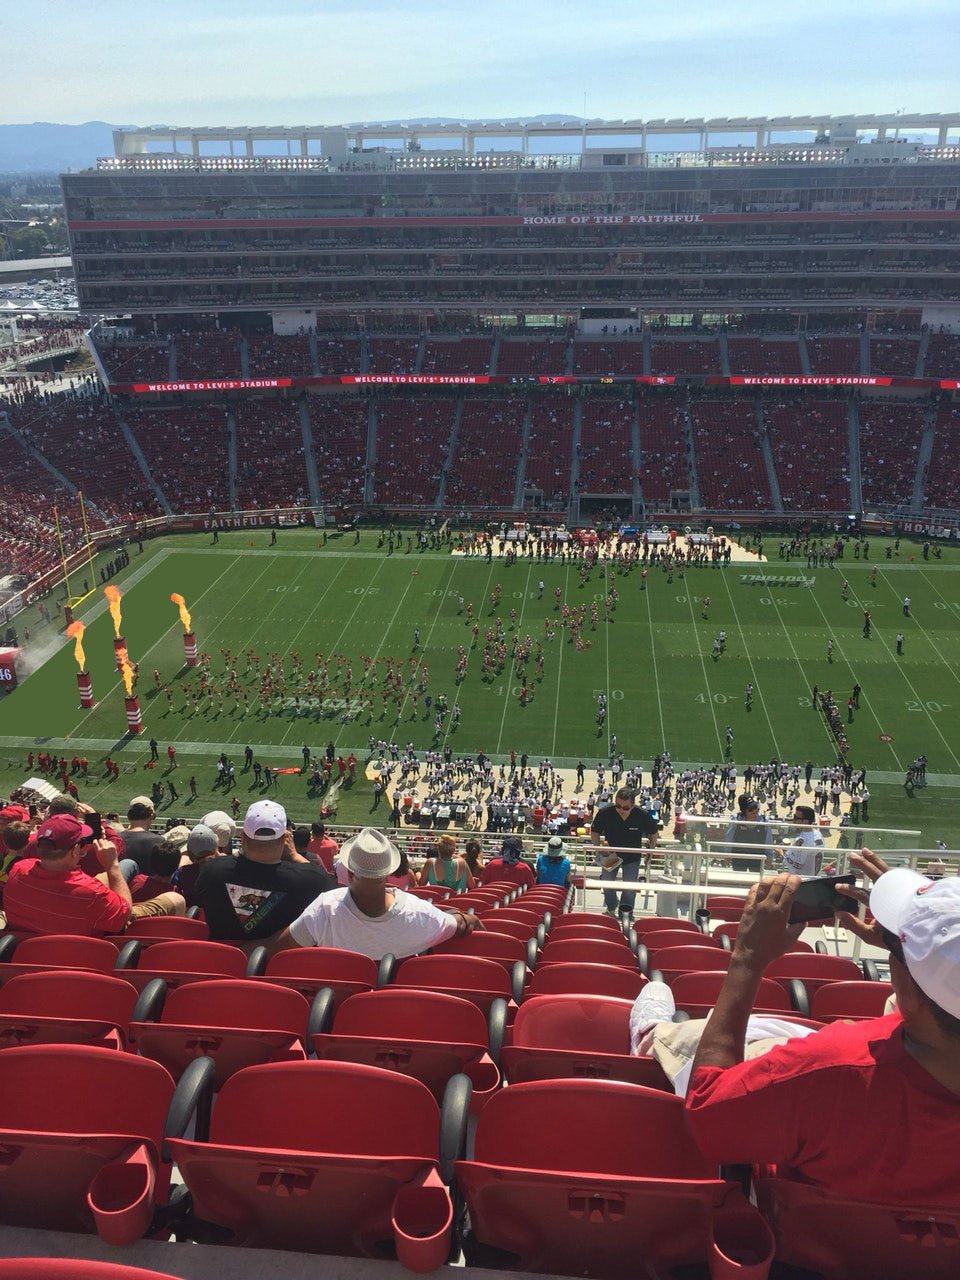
195 800 335 946
629 849 960 1205
265 827 483 962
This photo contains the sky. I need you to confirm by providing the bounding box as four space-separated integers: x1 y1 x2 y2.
1 0 957 127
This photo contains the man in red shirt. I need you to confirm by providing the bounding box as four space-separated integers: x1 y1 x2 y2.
630 850 960 1207
305 821 338 873
4 813 186 937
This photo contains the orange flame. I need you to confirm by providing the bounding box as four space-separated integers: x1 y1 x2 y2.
103 585 123 638
117 649 135 698
65 621 86 671
170 593 192 633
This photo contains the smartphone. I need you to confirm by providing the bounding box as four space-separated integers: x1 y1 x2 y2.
87 812 103 841
789 874 858 924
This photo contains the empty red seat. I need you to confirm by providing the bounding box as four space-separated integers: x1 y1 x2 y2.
130 978 313 1086
539 938 639 971
649 945 731 986
254 946 381 1011
313 988 501 1111
0 935 122 981
124 916 209 943
713 922 814 953
632 916 702 939
394 954 515 1014
433 928 534 978
457 1079 772 1277
0 1044 209 1245
501 994 670 1090
671 971 792 1020
0 970 139 1051
116 940 247 992
552 912 625 936
525 962 647 1001
809 979 894 1023
765 953 864 1003
704 896 748 922
757 1175 960 1279
542 925 631 951
0 1262 188 1279
169 1060 468 1266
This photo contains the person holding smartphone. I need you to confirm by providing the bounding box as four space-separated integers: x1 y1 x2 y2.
4 813 186 936
627 850 960 1207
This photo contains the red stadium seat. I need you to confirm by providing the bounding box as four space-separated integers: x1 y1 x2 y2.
809 980 894 1023
525 962 647 1002
539 938 639 971
433 928 535 978
649 946 731 986
116 940 247 993
671 971 792 1020
632 916 703 939
0 935 122 981
552 912 626 935
501 994 670 1090
254 946 381 1011
0 1044 209 1245
124 916 209 943
0 970 139 1051
130 978 313 1085
169 1061 468 1267
0 1263 187 1280
757 1175 960 1279
313 988 501 1111
456 1079 772 1277
712 922 813 952
765 953 864 1004
704 896 748 922
394 954 515 1014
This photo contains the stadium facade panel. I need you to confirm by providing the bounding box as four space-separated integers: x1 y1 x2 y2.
62 159 960 320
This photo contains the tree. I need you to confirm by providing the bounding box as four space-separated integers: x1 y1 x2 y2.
9 226 48 258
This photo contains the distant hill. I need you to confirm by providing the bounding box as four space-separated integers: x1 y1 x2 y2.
0 116 589 175
0 122 126 174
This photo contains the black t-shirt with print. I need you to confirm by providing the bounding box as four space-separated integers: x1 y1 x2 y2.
590 805 660 863
195 855 335 940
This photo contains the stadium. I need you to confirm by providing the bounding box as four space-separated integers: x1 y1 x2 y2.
0 111 959 1279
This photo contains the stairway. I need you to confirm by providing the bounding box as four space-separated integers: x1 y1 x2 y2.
226 411 238 511
435 398 463 509
756 402 784 513
847 400 863 512
911 404 938 514
297 399 322 507
514 399 533 508
364 399 378 504
116 410 171 514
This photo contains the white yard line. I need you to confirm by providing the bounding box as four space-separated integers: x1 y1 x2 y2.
550 562 572 757
494 562 534 755
681 583 724 757
717 569 781 758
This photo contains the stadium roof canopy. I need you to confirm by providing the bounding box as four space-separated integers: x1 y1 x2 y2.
111 112 960 163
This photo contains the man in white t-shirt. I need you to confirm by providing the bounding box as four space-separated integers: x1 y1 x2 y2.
781 804 824 876
266 828 483 962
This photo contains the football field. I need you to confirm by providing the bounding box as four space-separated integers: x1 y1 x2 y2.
3 527 960 845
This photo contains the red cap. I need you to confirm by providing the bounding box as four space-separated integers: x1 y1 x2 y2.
35 813 94 852
0 805 29 823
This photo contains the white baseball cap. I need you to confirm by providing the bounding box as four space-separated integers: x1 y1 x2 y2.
342 827 401 878
243 800 287 841
870 868 960 1019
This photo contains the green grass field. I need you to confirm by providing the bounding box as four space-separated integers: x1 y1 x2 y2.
3 527 960 846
